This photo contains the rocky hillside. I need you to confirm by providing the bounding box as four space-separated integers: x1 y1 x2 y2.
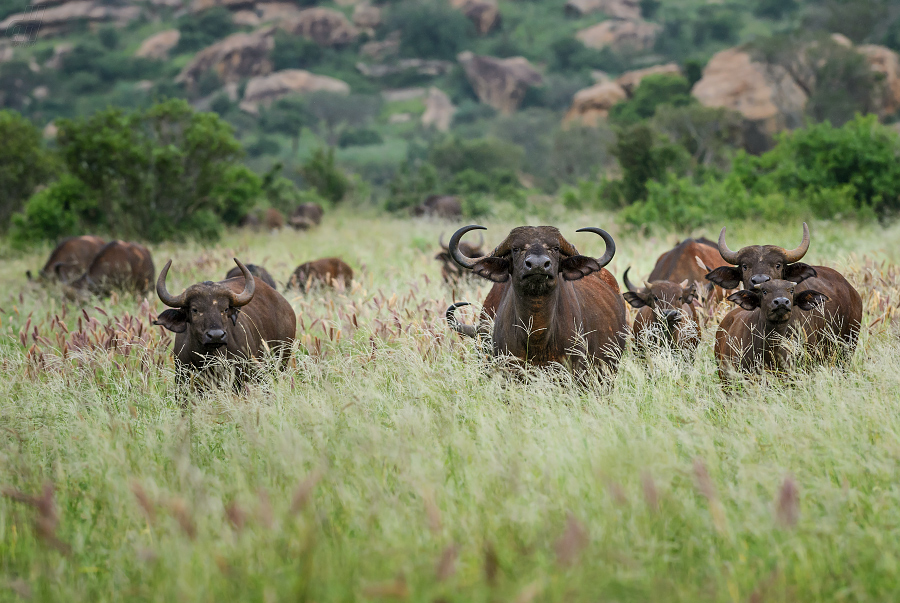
1 0 898 198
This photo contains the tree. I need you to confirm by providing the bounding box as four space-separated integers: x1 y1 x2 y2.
260 96 310 153
608 123 689 205
609 74 694 126
0 111 57 230
386 0 473 60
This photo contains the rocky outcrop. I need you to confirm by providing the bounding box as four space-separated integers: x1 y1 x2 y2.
352 3 381 31
233 10 261 26
135 29 180 60
857 44 900 118
360 31 400 61
564 0 640 20
44 43 72 69
176 27 275 88
450 0 500 35
240 69 350 113
457 52 543 114
256 2 303 23
576 19 660 52
0 1 141 38
421 87 455 131
357 58 453 78
615 63 681 95
279 8 359 47
564 81 627 126
691 48 807 153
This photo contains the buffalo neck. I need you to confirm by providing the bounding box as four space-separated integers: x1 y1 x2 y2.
495 280 575 362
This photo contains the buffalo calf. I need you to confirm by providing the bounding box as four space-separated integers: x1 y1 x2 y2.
287 258 353 292
715 279 829 380
622 268 699 356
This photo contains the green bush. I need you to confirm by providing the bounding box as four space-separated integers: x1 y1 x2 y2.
10 176 95 246
386 0 473 60
299 147 349 203
338 128 384 148
271 31 323 71
0 110 58 230
175 7 235 54
385 161 438 212
609 74 694 126
428 136 523 178
606 123 689 206
12 100 258 243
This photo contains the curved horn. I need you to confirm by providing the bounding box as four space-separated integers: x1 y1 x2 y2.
446 302 476 338
156 260 187 308
622 267 638 293
439 232 448 251
718 226 740 264
448 225 490 270
576 227 615 268
229 258 256 307
782 222 810 263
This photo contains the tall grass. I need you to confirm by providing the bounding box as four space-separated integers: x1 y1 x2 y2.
2 211 900 601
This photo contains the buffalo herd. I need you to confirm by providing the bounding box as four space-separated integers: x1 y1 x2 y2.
29 220 864 388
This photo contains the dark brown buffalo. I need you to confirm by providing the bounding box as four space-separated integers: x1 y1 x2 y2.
287 257 353 291
154 259 296 387
445 225 627 374
27 235 106 284
715 279 830 380
435 231 485 286
289 202 324 230
412 195 462 219
264 208 285 230
225 264 277 290
706 223 862 358
649 237 730 302
622 268 700 356
68 240 154 297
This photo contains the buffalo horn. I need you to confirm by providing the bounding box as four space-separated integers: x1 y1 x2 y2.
576 227 616 268
781 222 810 263
717 226 740 264
229 259 256 307
156 260 187 308
448 225 490 269
622 267 638 293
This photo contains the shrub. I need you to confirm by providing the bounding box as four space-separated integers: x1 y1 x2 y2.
651 104 743 171
271 31 323 71
0 60 44 112
175 7 235 54
385 161 438 212
428 136 523 178
306 92 380 146
609 74 694 126
300 147 349 203
98 26 120 50
338 128 384 147
386 0 473 60
10 176 95 246
13 100 255 243
246 136 282 158
0 110 58 229
607 123 689 206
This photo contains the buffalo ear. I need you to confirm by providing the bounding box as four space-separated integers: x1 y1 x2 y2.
682 283 698 304
623 291 648 308
153 309 188 333
434 251 451 262
784 262 817 284
727 290 760 311
560 255 601 281
472 257 510 283
706 266 742 289
228 307 241 326
795 290 828 311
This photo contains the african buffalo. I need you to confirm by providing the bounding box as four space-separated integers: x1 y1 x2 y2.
225 264 277 290
649 237 729 302
715 279 830 380
445 225 627 374
27 235 106 284
706 223 862 358
412 195 462 219
622 268 700 356
287 258 353 292
154 259 296 387
289 202 324 230
264 208 285 230
435 231 485 286
68 241 154 297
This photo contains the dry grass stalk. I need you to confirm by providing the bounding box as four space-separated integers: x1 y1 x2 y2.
361 574 409 599
641 471 659 512
484 542 499 586
423 490 442 534
1 482 70 555
434 544 458 582
130 481 156 523
693 458 727 534
776 475 799 528
290 469 323 515
555 512 589 567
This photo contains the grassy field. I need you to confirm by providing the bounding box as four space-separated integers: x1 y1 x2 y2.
2 209 900 602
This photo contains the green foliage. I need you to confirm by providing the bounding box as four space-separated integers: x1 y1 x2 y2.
0 60 44 112
653 4 744 60
609 74 694 126
98 26 120 50
300 147 349 203
196 69 223 98
175 7 235 54
259 96 309 138
10 176 94 246
271 31 324 71
13 100 255 243
338 128 384 148
386 0 473 60
385 161 438 212
306 92 380 146
246 136 282 158
548 38 621 75
620 114 900 229
0 110 57 230
754 0 798 19
651 104 743 171
607 123 689 206
428 136 523 178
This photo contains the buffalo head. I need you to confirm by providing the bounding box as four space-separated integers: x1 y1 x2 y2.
727 279 828 324
706 223 817 290
622 267 697 327
448 225 615 296
154 259 255 348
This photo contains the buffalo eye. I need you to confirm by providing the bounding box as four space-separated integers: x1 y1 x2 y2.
512 247 520 254
775 263 782 270
741 264 749 271
191 308 199 314
551 246 560 252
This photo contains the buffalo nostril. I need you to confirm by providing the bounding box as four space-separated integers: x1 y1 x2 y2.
525 260 533 269
773 297 791 309
542 260 550 269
